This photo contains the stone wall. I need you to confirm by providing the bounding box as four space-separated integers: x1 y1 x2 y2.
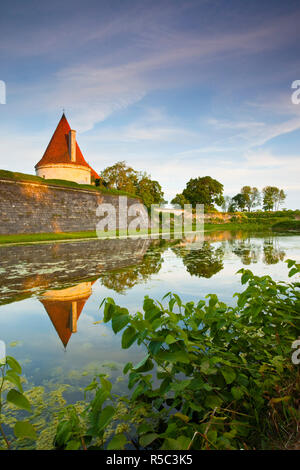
0 178 145 235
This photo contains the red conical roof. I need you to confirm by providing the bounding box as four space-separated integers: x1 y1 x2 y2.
35 114 99 180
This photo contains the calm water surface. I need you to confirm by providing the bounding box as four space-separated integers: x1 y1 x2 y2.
0 230 299 399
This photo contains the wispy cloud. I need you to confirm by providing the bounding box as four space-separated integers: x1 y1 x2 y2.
1 1 300 209
5 3 300 130
207 116 300 148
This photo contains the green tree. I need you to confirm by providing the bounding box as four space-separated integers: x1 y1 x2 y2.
101 161 138 194
181 176 224 209
263 186 286 211
170 193 190 208
229 193 247 212
136 176 164 207
100 162 164 207
240 186 260 212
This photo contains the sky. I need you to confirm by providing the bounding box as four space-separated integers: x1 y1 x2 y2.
0 0 300 208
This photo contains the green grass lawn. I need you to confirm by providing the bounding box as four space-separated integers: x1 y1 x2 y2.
0 222 276 245
0 231 98 245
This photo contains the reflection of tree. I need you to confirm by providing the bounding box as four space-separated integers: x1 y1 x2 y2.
263 239 285 265
99 249 163 293
173 242 224 278
229 237 285 266
230 239 260 265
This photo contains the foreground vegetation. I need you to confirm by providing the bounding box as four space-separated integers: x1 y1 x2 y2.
0 261 299 450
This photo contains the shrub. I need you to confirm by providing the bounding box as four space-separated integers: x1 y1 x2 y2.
54 261 300 450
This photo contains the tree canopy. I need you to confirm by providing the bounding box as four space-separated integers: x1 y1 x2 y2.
100 161 164 207
262 186 286 211
172 176 224 209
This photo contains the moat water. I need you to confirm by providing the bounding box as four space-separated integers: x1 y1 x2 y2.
0 230 299 403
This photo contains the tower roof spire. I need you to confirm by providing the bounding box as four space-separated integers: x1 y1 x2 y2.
35 114 99 180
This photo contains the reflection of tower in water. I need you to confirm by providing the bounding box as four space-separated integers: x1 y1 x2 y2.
39 281 95 348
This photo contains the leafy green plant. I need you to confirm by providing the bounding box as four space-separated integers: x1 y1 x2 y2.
0 356 36 449
54 260 299 450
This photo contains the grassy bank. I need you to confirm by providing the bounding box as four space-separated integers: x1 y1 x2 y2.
204 222 274 232
0 231 98 245
0 215 297 246
0 223 273 245
0 169 139 199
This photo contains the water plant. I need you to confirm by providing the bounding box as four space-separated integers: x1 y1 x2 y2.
0 356 36 448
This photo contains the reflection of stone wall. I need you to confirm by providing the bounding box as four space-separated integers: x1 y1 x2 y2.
0 238 151 304
0 179 144 234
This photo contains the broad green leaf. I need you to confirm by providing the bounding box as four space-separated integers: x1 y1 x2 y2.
241 272 252 285
148 340 163 355
107 433 127 450
66 440 81 450
159 377 171 394
288 267 299 278
205 394 223 409
157 350 190 364
221 367 237 384
92 389 110 412
200 360 217 375
122 326 138 349
132 383 145 400
286 259 296 268
143 298 161 323
173 294 182 307
165 334 177 345
112 314 129 333
161 436 190 450
98 406 115 432
103 298 115 322
133 354 150 370
14 421 37 440
139 433 159 448
5 370 23 392
137 422 152 434
134 358 153 373
6 356 22 374
7 389 31 412
123 362 132 374
100 377 112 392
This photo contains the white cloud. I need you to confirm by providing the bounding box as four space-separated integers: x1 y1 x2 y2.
208 116 300 148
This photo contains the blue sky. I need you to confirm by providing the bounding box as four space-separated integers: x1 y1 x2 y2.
0 0 300 207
